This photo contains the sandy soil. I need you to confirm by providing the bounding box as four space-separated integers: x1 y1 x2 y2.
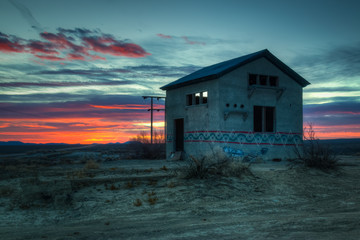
0 150 359 240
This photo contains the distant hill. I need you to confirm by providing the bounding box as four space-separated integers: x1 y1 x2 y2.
306 138 360 155
0 141 69 146
0 141 33 146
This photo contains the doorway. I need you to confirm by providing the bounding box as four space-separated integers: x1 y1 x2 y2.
174 118 184 151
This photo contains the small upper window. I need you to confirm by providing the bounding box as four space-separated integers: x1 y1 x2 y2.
269 76 278 87
259 75 267 85
202 91 208 104
195 93 200 104
186 91 208 106
248 74 257 85
186 94 193 106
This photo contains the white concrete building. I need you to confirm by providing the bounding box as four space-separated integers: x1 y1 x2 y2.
160 49 310 161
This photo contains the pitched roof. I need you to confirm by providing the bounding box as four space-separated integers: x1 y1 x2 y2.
160 49 310 90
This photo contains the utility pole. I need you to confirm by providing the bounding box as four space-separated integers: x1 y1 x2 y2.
142 96 165 144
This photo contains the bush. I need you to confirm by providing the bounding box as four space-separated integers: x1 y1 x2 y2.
181 148 252 179
294 124 338 170
84 159 100 170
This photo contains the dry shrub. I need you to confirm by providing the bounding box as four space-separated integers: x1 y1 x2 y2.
0 185 14 197
147 191 158 205
125 181 134 189
181 147 252 179
84 160 100 170
134 198 142 207
13 178 73 209
220 161 253 178
167 181 175 188
110 184 120 190
147 179 157 186
294 124 338 170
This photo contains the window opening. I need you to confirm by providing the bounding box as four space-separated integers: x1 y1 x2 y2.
269 76 278 86
259 75 267 85
254 106 275 132
195 93 200 104
186 94 193 106
202 91 208 104
265 107 275 132
248 74 257 85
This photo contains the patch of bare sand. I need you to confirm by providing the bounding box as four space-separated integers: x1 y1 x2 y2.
0 155 359 239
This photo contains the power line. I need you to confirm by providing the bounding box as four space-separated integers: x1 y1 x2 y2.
142 96 165 144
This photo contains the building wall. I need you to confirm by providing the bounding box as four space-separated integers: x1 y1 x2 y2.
165 57 304 160
165 78 219 156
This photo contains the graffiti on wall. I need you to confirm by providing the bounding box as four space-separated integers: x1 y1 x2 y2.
223 146 269 161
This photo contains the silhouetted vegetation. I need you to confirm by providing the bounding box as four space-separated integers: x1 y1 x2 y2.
294 124 339 170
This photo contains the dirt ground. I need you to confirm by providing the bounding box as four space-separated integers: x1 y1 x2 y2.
0 148 359 240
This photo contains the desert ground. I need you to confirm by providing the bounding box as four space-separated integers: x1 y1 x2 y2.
0 144 359 240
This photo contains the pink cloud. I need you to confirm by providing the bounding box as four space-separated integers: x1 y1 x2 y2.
83 37 150 58
0 29 150 61
157 33 172 39
34 54 65 61
0 34 25 52
182 36 206 45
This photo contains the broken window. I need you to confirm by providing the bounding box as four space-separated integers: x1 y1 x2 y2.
195 93 200 104
269 76 278 86
202 91 208 104
248 74 257 85
186 91 208 106
186 94 193 106
259 75 267 85
254 106 275 132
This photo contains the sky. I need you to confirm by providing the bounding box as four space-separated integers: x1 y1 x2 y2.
0 0 359 143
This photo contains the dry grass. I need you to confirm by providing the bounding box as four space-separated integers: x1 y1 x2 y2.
133 198 142 207
167 181 175 188
147 179 157 186
181 148 252 179
147 191 158 205
125 181 134 189
0 185 15 197
294 124 339 171
109 184 120 191
84 160 100 170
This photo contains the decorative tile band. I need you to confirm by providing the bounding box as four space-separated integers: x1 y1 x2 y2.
183 130 303 146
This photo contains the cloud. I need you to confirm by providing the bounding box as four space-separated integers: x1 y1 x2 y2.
157 33 172 39
304 101 360 126
0 28 150 61
0 32 25 52
0 80 133 88
293 43 360 79
0 95 165 124
9 0 42 31
181 36 206 45
156 33 206 45
82 36 150 58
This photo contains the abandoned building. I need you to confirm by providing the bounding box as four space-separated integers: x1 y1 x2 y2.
160 49 310 160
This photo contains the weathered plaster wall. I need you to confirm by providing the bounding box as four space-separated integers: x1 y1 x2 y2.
165 57 304 160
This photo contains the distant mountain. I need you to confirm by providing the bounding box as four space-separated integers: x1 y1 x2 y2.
0 141 33 145
0 141 70 146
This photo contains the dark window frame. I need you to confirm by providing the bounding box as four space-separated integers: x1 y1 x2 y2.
186 91 208 106
259 75 267 85
269 76 278 87
253 106 275 133
249 73 279 87
248 74 257 85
